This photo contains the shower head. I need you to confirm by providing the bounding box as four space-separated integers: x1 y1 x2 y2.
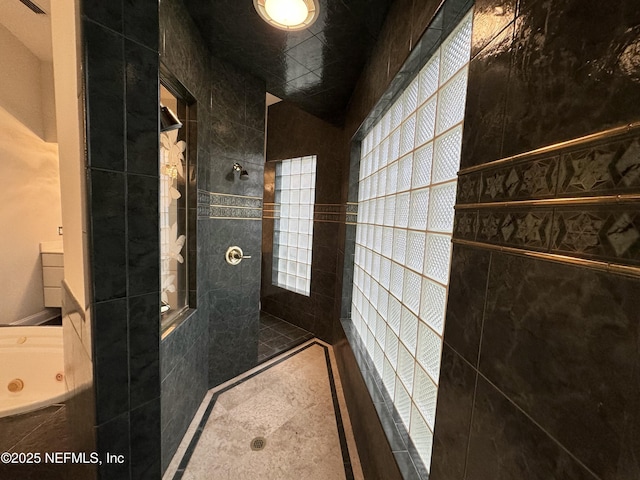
233 163 249 179
160 104 182 132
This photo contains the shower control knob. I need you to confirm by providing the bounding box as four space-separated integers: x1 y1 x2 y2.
225 246 251 265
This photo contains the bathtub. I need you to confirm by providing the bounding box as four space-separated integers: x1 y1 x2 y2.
0 326 68 418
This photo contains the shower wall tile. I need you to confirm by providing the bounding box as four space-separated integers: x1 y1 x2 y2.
480 253 640 479
96 412 130 480
429 346 476 480
90 169 126 302
84 21 125 172
125 40 159 177
465 377 597 480
124 0 159 51
83 0 162 476
129 293 160 410
460 23 513 169
127 174 160 297
82 0 123 33
469 0 516 58
443 244 491 366
161 312 208 470
93 299 128 425
208 306 260 386
501 0 640 159
130 398 161 480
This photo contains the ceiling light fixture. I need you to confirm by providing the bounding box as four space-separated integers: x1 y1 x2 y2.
253 0 319 31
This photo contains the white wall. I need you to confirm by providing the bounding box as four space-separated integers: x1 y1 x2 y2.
0 106 61 323
51 0 91 346
0 24 56 141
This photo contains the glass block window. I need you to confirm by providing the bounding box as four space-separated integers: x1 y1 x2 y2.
351 11 472 472
273 155 317 296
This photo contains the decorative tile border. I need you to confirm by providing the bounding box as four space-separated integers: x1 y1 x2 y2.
197 190 262 220
454 124 640 274
262 203 359 225
457 125 640 205
346 203 358 225
454 204 640 265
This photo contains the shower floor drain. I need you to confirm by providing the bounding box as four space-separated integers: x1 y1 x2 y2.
250 437 266 451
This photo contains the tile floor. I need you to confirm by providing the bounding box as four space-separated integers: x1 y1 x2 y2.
165 339 363 480
0 404 72 480
258 312 314 363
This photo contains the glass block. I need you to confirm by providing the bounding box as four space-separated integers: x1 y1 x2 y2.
372 250 382 279
379 138 389 170
370 172 379 199
394 192 410 228
420 278 447 336
389 129 401 163
301 156 313 172
391 99 404 131
436 68 468 135
372 147 380 174
439 13 472 84
371 281 380 310
392 228 407 265
415 97 437 148
413 365 438 429
427 182 456 233
410 404 434 471
366 326 375 355
397 342 415 394
404 76 420 115
290 173 301 190
412 143 433 189
419 55 440 105
424 233 452 285
368 198 377 223
400 306 418 354
380 256 391 289
373 122 381 147
378 287 389 320
406 231 426 273
292 158 303 174
402 266 421 318
380 227 392 259
383 357 396 399
433 126 462 183
378 168 388 197
416 321 443 383
386 160 399 194
395 377 412 429
408 188 430 231
373 226 384 253
375 198 385 226
363 273 371 301
385 327 399 368
400 114 416 157
397 154 413 192
362 177 371 200
390 261 405 300
383 195 396 228
375 310 385 339
374 339 384 373
387 294 401 335
368 302 377 328
381 111 391 140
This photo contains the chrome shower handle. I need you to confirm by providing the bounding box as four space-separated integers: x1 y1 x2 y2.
225 246 251 265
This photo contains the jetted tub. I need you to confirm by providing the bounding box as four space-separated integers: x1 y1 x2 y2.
0 326 68 418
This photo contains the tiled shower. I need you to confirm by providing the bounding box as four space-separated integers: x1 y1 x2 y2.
34 0 640 479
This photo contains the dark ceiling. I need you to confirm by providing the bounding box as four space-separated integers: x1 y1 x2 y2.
183 0 396 124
